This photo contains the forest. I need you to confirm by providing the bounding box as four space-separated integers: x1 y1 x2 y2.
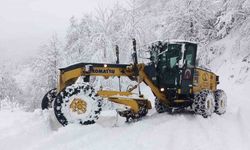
0 0 250 111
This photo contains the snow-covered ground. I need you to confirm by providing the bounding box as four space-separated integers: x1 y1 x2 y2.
0 79 249 150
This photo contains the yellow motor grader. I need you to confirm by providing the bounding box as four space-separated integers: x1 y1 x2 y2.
41 39 227 126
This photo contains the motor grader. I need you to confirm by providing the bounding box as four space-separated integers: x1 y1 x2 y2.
41 39 227 126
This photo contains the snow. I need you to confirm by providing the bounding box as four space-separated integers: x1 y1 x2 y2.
0 81 249 150
1 1 250 149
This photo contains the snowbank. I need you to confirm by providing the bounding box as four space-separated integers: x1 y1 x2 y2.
0 81 249 150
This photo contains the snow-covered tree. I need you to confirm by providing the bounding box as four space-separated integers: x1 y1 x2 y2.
0 65 22 110
24 34 62 110
6 0 250 110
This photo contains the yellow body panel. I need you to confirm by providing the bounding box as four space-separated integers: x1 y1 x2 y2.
59 65 134 91
59 68 82 91
193 68 217 93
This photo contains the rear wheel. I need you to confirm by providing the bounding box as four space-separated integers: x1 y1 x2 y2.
214 89 227 115
193 89 215 118
54 82 102 126
41 88 57 110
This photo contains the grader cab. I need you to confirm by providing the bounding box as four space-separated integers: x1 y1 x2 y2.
41 39 227 126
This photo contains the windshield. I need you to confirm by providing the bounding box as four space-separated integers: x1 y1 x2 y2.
166 44 181 68
157 44 181 71
184 43 197 67
169 56 178 68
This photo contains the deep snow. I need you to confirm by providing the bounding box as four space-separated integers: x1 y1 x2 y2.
0 79 249 150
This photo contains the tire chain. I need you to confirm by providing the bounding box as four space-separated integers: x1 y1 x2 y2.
54 83 102 126
41 88 57 110
214 89 226 114
193 89 214 118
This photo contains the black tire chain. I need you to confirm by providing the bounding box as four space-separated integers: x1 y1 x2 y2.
54 83 102 126
214 89 226 114
193 89 214 118
41 88 57 110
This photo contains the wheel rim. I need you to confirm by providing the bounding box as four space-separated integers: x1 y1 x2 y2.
54 83 102 126
61 92 94 123
70 98 87 114
207 100 211 109
220 99 224 108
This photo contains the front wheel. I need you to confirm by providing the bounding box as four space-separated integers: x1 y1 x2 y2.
214 89 227 115
54 82 102 126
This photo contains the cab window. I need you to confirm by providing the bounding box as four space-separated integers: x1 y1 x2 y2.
184 43 197 67
186 54 192 66
170 56 178 68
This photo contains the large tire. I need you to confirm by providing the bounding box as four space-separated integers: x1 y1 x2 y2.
41 88 57 110
214 89 227 115
54 82 102 126
193 89 215 118
155 99 170 113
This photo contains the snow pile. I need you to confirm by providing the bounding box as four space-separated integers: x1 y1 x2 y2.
0 109 55 150
0 80 249 150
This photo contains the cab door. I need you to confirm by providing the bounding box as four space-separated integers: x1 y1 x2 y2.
165 45 182 88
157 44 182 89
181 43 197 95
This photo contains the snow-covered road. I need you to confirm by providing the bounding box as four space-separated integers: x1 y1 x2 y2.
0 82 249 150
